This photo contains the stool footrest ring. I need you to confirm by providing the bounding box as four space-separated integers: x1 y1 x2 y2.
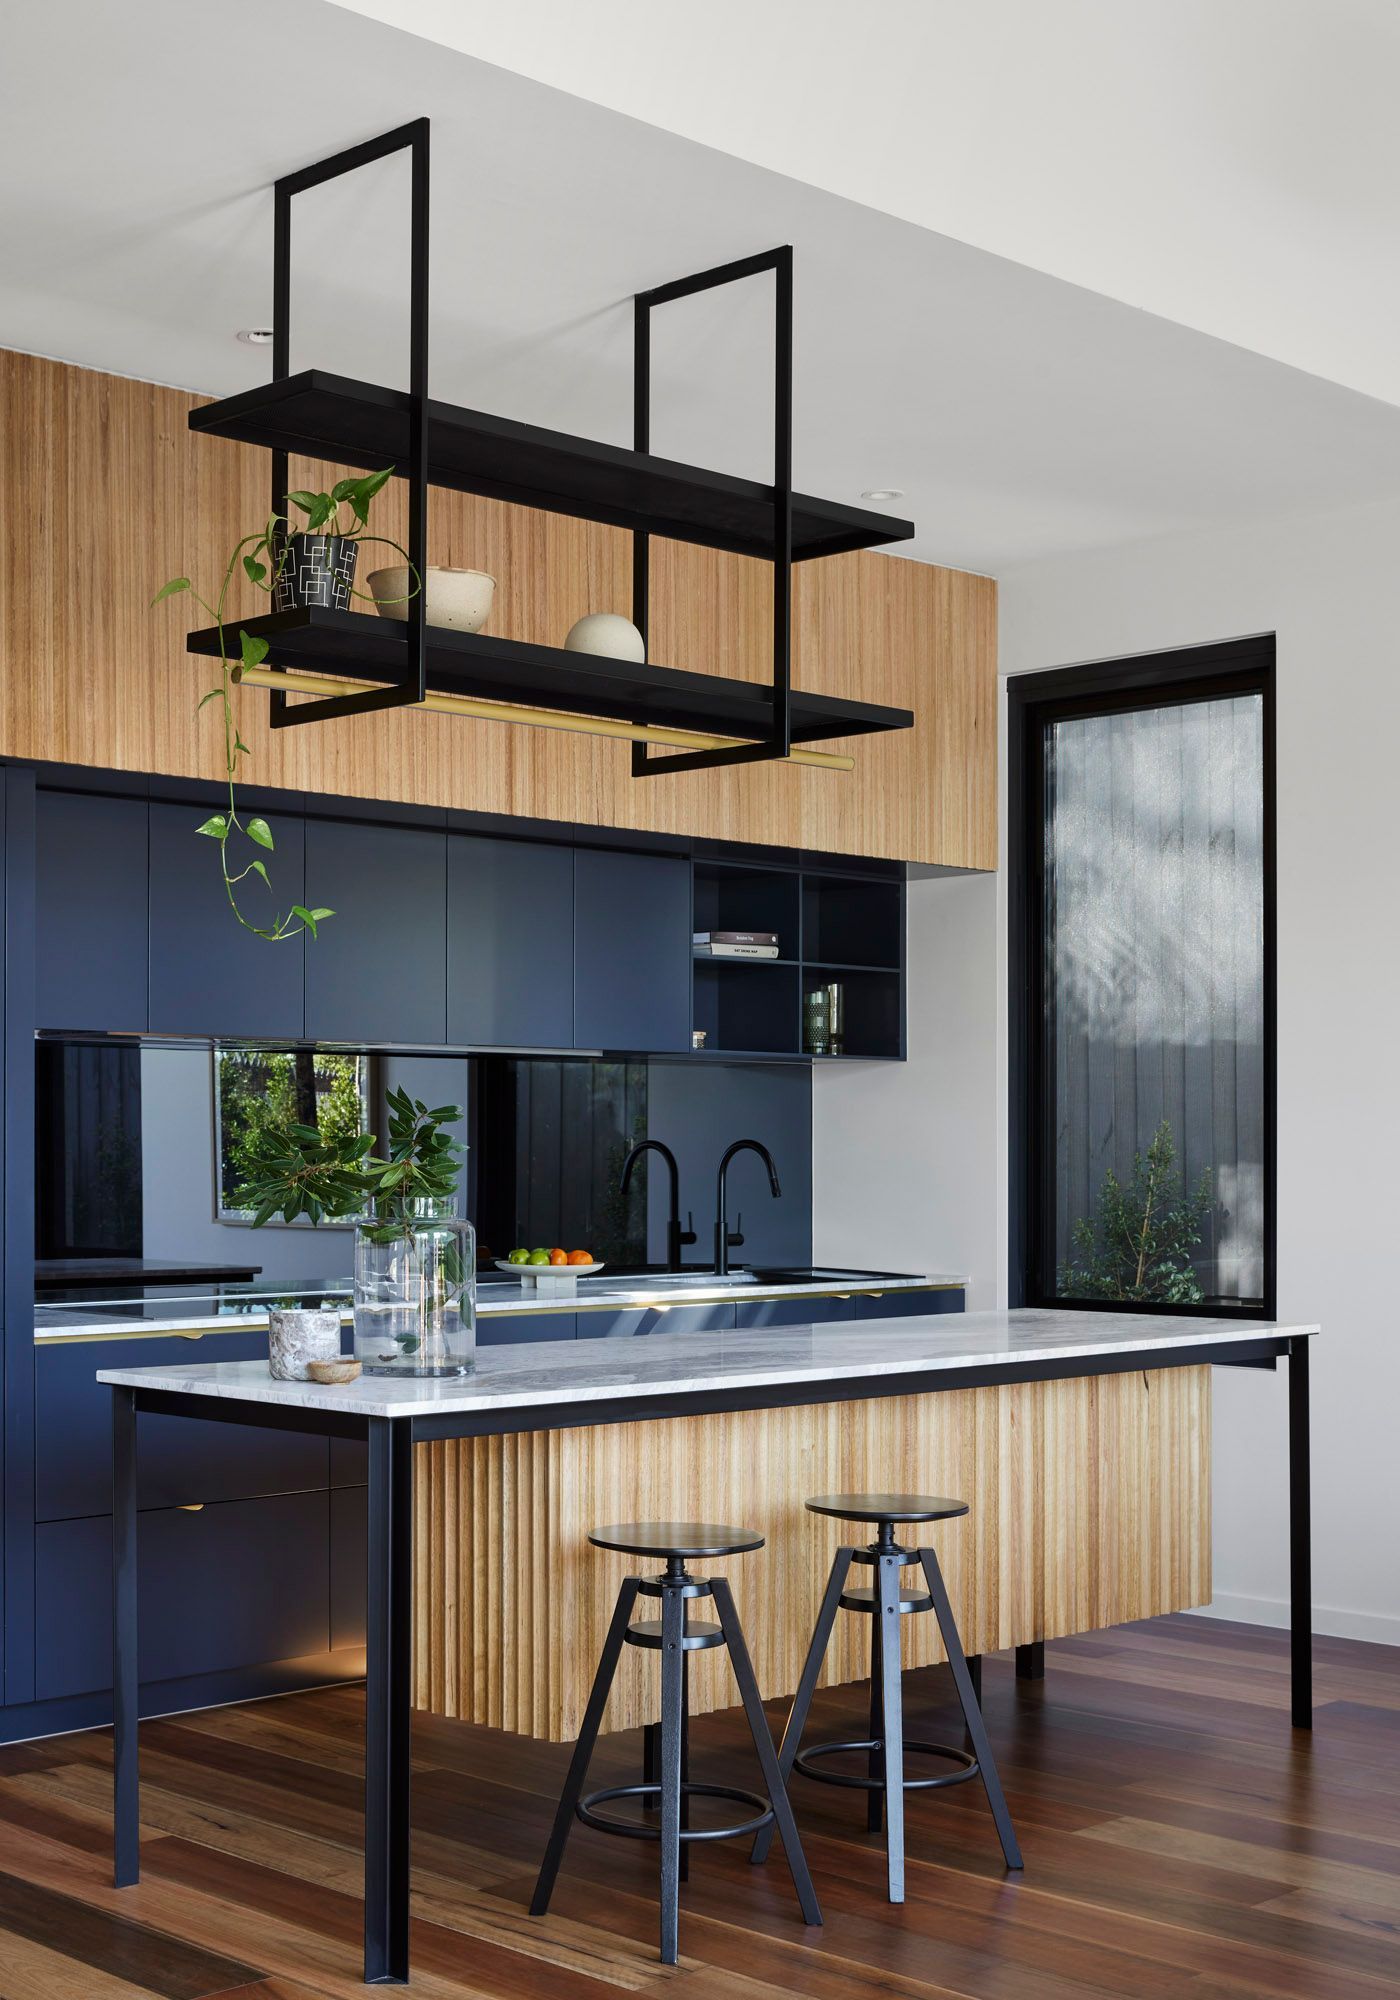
578 1781 774 1842
793 1737 978 1793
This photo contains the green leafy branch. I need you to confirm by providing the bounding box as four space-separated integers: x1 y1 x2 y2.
152 468 416 941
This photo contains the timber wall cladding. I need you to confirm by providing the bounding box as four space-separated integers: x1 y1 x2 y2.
0 350 996 866
413 1367 1211 1741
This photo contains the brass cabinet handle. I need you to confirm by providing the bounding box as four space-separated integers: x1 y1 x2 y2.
176 1503 205 1512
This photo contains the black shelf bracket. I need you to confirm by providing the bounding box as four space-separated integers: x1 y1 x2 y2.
631 246 794 777
269 119 430 728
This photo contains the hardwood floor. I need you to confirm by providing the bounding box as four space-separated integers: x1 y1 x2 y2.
0 1616 1397 1999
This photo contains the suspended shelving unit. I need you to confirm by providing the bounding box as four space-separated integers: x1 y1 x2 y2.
185 118 916 774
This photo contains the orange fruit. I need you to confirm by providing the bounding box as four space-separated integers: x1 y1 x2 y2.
567 1249 592 1265
549 1248 568 1266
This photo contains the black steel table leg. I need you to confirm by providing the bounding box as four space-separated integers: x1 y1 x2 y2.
750 1546 853 1866
1015 1641 1044 1681
112 1386 139 1888
364 1419 413 1985
1289 1336 1312 1730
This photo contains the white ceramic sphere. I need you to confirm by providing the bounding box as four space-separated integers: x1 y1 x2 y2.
368 564 496 633
564 612 646 663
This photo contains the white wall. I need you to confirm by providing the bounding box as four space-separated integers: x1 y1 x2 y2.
996 495 1400 1646
813 868 1001 1309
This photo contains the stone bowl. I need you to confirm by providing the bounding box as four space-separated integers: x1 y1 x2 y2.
367 563 495 633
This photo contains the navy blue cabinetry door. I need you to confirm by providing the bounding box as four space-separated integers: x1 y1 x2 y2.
148 801 305 1039
852 1288 965 1320
36 792 149 1031
573 849 690 1052
734 1296 855 1330
448 835 573 1048
35 1492 330 1700
480 1310 575 1345
304 819 447 1045
579 1303 734 1339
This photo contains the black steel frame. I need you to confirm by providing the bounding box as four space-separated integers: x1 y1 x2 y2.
631 246 795 776
1007 636 1278 1319
110 1327 1312 1985
269 120 430 728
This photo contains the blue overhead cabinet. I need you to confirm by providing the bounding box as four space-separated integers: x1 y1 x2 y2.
148 800 306 1040
448 834 573 1048
304 817 447 1046
573 848 690 1053
36 791 149 1032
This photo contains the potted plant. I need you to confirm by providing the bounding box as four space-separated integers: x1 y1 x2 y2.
238 1118 379 1379
353 1087 476 1379
152 469 416 941
238 1088 476 1380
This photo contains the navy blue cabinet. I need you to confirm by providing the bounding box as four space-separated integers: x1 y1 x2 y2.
852 1288 964 1320
573 849 690 1052
304 818 447 1046
35 1492 331 1700
36 1334 329 1521
578 1303 735 1339
734 1296 855 1329
148 800 306 1039
481 1310 575 1345
36 792 149 1031
448 835 573 1048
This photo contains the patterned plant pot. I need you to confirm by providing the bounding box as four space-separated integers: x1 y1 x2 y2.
271 532 358 612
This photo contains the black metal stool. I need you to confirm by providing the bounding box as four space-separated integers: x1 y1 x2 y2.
751 1493 1023 1902
530 1522 822 1964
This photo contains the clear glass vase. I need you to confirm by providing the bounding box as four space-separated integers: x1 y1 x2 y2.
353 1196 476 1378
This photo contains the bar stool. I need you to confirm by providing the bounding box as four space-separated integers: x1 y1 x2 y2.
531 1522 822 1964
752 1493 1023 1902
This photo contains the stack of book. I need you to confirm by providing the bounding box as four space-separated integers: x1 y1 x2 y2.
693 930 780 959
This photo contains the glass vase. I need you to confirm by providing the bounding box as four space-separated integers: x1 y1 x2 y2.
353 1196 476 1378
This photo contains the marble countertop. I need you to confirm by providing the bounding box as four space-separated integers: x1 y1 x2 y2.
38 1270 964 1341
97 1307 1317 1420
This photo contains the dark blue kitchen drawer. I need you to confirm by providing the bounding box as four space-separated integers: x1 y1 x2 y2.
734 1295 855 1329
852 1288 965 1320
578 1303 735 1339
37 1334 330 1521
480 1310 576 1345
35 1490 331 1700
331 1487 367 1652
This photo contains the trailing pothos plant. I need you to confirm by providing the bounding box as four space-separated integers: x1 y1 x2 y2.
152 467 414 942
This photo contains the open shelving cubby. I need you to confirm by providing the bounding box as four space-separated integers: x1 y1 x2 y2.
692 860 801 1056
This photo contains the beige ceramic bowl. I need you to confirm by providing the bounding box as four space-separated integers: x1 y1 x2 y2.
368 563 496 633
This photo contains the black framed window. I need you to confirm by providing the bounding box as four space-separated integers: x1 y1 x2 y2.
1009 637 1275 1317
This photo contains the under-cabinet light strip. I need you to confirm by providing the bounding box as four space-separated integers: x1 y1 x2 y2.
236 667 856 771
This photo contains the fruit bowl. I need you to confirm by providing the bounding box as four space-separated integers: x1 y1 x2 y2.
493 1258 606 1298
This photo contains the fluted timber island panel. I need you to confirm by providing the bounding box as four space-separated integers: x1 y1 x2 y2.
413 1367 1210 1740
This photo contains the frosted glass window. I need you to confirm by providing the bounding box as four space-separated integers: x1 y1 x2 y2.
1044 692 1265 1305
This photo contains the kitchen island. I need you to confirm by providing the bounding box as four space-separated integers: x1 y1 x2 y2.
100 1306 1316 1986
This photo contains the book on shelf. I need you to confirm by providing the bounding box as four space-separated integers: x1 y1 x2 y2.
694 942 781 959
692 930 778 946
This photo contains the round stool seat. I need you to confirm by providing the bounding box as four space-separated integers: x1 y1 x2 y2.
805 1493 969 1526
588 1521 765 1559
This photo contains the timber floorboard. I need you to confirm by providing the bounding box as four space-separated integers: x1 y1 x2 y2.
0 1616 1395 1999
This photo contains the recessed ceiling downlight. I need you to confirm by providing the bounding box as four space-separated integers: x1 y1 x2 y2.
861 487 904 502
236 327 275 345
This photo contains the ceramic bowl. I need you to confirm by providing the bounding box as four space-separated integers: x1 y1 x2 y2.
368 563 496 633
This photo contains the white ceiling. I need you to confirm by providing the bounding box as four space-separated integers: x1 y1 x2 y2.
4 0 1400 573
335 0 1400 410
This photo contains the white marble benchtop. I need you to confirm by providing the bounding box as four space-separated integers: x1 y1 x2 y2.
97 1308 1317 1421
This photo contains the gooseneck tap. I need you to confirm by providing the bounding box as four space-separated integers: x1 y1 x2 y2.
714 1139 782 1276
619 1140 697 1273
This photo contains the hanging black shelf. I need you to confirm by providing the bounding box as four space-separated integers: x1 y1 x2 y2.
185 608 913 745
189 370 914 566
